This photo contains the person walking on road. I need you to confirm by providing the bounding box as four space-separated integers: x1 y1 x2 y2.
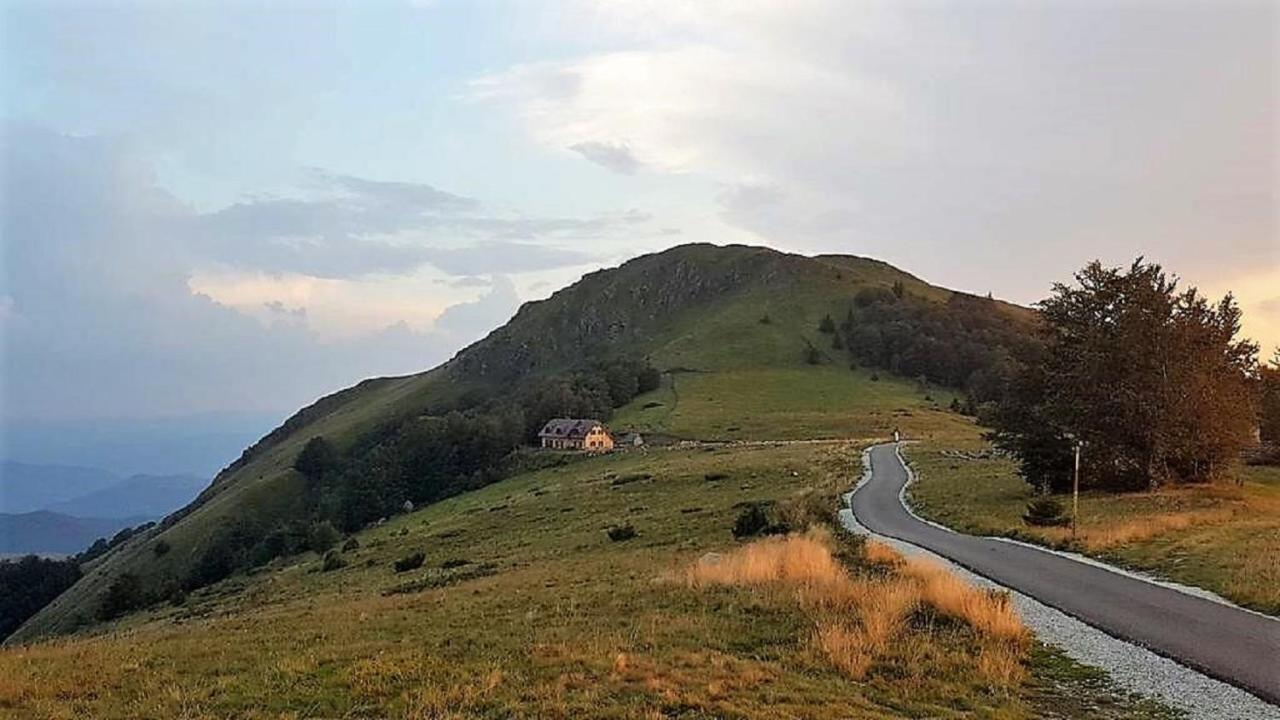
892 427 901 443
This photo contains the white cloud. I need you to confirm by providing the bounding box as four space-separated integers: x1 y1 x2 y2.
473 0 1278 333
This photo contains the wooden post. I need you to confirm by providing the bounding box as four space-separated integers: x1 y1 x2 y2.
1072 441 1081 538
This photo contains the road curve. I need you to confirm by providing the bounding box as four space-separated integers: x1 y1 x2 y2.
849 443 1280 706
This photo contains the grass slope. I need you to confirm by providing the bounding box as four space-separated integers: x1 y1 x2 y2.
14 243 1019 643
905 440 1280 614
0 443 1172 719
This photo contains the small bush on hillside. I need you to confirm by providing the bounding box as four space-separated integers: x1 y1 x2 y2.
294 436 340 478
758 314 771 324
308 521 341 554
1023 497 1070 527
704 472 729 482
152 540 170 556
606 524 637 542
805 345 823 365
733 503 772 539
818 314 836 333
321 550 347 572
393 552 426 573
870 373 880 382
341 536 360 552
831 333 844 350
97 573 147 621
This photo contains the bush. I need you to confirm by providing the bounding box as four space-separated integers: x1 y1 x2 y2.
321 550 347 572
818 314 836 333
152 540 170 556
393 552 426 573
732 503 772 539
1023 497 1070 527
805 345 823 365
606 524 637 542
294 436 340 478
97 573 147 621
308 521 341 554
341 536 360 552
704 472 729 482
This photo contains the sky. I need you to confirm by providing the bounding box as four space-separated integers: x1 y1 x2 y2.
1 0 1276 427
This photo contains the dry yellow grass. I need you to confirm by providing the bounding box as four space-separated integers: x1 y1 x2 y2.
685 529 1029 686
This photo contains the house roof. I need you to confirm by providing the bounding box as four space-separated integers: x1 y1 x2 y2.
537 418 604 439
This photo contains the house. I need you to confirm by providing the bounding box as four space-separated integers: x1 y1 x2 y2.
619 432 644 447
538 418 614 451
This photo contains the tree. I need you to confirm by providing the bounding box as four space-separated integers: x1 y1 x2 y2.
992 259 1258 491
307 521 341 554
818 314 836 333
98 573 146 621
1261 350 1280 445
294 436 340 478
0 556 81 641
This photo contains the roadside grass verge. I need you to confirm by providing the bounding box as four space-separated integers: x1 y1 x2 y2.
0 442 1177 719
905 440 1280 614
685 530 1027 688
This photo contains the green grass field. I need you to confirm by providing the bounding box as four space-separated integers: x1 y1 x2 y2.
905 440 1280 614
0 443 1172 719
612 367 970 443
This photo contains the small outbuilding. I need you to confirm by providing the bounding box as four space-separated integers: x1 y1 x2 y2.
538 418 614 451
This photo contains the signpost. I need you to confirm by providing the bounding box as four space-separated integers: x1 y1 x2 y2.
1072 439 1083 538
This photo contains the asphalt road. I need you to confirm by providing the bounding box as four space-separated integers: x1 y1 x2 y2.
849 443 1280 706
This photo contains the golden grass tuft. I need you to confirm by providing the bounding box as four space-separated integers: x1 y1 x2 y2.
684 529 1029 687
862 538 903 565
901 558 1026 641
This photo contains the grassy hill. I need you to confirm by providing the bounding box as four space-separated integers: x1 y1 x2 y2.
0 443 1171 719
8 243 1029 643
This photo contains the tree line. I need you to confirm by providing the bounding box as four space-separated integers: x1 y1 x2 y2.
819 260 1276 493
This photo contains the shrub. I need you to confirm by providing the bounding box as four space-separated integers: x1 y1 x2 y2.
818 314 836 333
97 573 147 621
805 345 823 365
152 540 170 556
341 536 360 552
321 550 347 572
758 314 771 324
394 552 426 573
732 503 772 539
294 436 340 478
704 472 729 482
606 524 637 542
308 521 341 554
1023 497 1070 527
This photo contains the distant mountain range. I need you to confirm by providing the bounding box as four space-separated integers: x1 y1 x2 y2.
0 511 149 556
0 461 207 555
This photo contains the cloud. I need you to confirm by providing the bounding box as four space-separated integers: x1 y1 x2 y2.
569 141 642 174
190 176 647 279
421 242 596 276
475 1 1277 322
433 276 520 340
0 127 592 419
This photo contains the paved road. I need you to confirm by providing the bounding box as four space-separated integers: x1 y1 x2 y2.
849 443 1280 706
